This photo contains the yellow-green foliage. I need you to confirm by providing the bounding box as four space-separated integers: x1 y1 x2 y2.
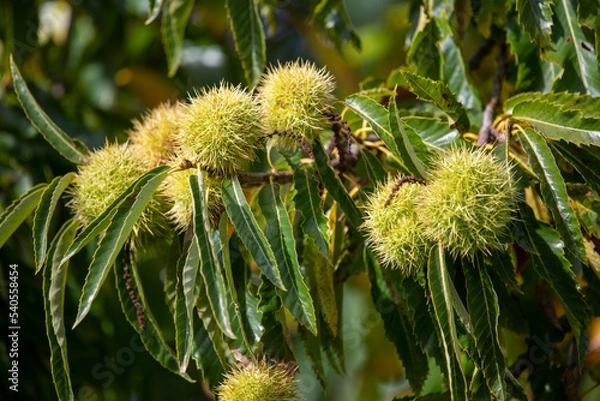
258 60 335 151
160 166 225 231
422 147 516 258
362 177 430 275
68 142 168 236
217 362 299 401
128 101 183 168
176 83 264 175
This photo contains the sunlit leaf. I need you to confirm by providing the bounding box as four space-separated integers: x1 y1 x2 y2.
0 183 46 248
161 0 195 77
516 0 553 49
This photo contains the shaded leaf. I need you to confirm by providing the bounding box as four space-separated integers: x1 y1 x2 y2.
407 17 442 81
365 249 428 394
10 56 88 164
519 127 587 262
511 101 600 145
310 0 360 50
74 166 171 327
401 116 464 150
389 92 431 179
191 172 235 339
512 202 589 361
258 278 292 360
427 243 468 401
114 261 193 381
44 219 78 401
360 148 388 185
464 257 508 400
161 0 195 77
552 142 600 196
516 0 553 48
33 173 75 273
258 183 317 333
192 312 226 388
0 183 46 248
221 177 285 289
312 140 363 229
226 0 266 88
548 0 600 95
293 166 330 260
401 70 470 132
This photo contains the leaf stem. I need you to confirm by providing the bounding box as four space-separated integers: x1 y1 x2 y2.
477 43 507 146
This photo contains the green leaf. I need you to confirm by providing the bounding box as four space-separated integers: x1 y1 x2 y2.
519 127 587 262
174 236 199 372
114 261 193 381
407 18 441 81
44 219 78 401
225 0 266 88
365 249 428 394
310 0 360 50
552 142 600 196
258 183 317 334
312 141 363 229
401 70 470 132
33 173 75 273
190 172 235 339
0 183 46 248
192 312 226 388
548 0 600 95
435 17 483 117
511 101 600 145
10 56 88 164
504 92 600 119
516 0 553 49
388 92 431 179
196 286 234 369
74 166 171 327
258 277 292 360
161 0 195 77
360 148 387 185
146 0 165 24
293 166 330 260
427 243 468 401
490 250 521 293
221 177 285 290
401 116 464 149
512 203 589 359
464 257 508 400
345 95 396 154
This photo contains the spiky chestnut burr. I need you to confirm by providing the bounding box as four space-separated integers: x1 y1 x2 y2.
421 147 516 258
216 362 300 401
362 176 430 275
176 83 264 176
67 142 169 237
257 59 335 152
128 101 183 168
160 165 225 232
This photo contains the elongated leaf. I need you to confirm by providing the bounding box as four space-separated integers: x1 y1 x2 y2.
512 101 600 145
258 278 292 360
44 219 78 401
0 183 46 248
258 183 317 334
10 56 88 164
365 249 428 394
401 116 463 150
504 92 600 118
464 257 508 400
74 166 171 327
33 173 75 273
310 0 360 50
294 166 330 260
191 172 235 339
226 0 265 88
161 0 195 77
401 70 470 132
114 262 193 381
221 177 285 289
146 0 165 24
407 17 441 80
345 95 397 155
519 127 587 262
516 0 553 48
427 243 468 401
548 0 600 95
196 284 234 369
360 148 387 185
512 203 589 361
388 93 430 179
174 236 199 372
192 311 226 388
312 141 363 229
435 17 483 117
553 142 600 196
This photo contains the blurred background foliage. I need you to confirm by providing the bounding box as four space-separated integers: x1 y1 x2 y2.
0 1 440 400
